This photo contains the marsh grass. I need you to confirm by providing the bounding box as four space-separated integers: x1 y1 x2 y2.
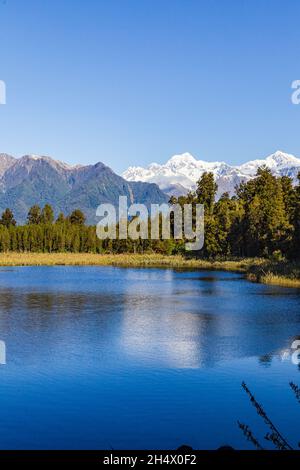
0 252 260 269
246 260 300 288
0 253 299 288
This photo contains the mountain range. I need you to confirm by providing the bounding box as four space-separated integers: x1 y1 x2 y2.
122 151 300 198
0 154 168 224
1 150 300 225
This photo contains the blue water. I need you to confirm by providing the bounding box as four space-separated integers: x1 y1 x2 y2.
0 266 299 449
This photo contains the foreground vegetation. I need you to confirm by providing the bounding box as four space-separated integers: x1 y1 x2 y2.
246 259 300 287
239 381 300 450
0 253 299 288
0 252 256 268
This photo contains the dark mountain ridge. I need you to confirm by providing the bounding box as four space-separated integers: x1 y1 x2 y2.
0 154 168 224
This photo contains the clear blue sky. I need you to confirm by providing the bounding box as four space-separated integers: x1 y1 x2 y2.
0 0 300 173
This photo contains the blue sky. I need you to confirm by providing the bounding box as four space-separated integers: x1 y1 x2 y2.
0 0 300 173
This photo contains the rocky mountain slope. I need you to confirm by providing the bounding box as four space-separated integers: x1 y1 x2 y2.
0 154 168 224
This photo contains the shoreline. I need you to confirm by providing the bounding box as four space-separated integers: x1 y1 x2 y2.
0 253 299 288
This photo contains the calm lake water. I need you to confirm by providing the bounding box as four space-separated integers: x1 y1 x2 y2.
0 266 299 449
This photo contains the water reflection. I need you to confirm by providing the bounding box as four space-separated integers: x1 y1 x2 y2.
0 267 299 449
0 266 299 370
120 309 206 368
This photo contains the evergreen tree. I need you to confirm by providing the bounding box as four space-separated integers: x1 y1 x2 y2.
41 204 54 224
237 167 291 257
27 205 42 225
69 209 86 225
0 208 16 227
0 225 10 251
56 212 66 224
196 172 218 215
214 193 237 256
292 173 300 258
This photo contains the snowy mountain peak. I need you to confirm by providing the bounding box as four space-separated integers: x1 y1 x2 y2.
167 152 198 165
265 150 300 167
122 151 300 198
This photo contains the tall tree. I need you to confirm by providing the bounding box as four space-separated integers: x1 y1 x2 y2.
56 212 66 224
69 209 86 225
196 172 218 215
27 205 41 225
41 204 54 224
214 192 238 256
237 167 291 256
0 208 16 227
292 172 300 258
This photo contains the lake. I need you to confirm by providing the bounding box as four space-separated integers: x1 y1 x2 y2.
0 266 299 450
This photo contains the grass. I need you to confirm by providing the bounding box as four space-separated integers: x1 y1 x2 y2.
0 252 299 288
0 252 259 269
246 260 300 288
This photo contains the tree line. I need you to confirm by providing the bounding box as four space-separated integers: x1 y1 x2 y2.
170 166 300 259
0 166 299 258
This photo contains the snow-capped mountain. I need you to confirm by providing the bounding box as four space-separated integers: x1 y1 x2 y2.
122 151 300 198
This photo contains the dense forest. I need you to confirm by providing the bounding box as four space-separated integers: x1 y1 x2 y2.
0 166 299 259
